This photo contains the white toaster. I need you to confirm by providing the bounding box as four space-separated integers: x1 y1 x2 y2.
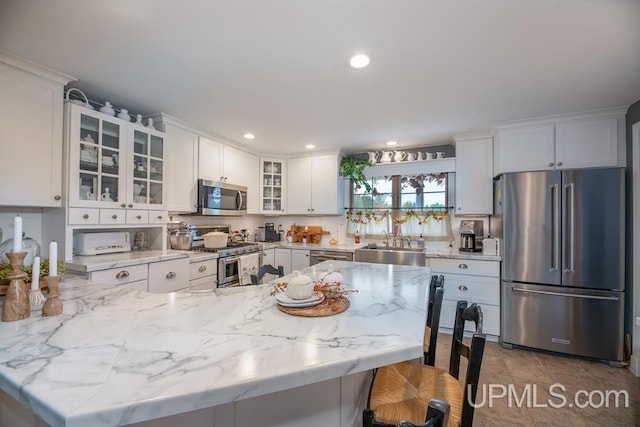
74 232 131 256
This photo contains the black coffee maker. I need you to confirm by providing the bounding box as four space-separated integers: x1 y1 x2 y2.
264 223 281 242
459 220 483 252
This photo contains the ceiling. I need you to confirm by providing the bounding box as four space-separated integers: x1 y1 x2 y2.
1 0 639 156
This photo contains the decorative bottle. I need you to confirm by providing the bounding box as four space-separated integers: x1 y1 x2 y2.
354 230 361 245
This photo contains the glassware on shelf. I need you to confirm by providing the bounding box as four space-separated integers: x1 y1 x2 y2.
99 101 116 116
0 233 41 266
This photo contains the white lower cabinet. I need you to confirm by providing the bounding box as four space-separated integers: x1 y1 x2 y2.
88 264 149 291
260 248 279 283
189 258 217 291
274 248 292 275
427 257 500 337
291 249 310 271
148 258 190 293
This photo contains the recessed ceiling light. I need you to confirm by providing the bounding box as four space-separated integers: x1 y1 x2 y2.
305 144 315 149
243 133 255 140
385 140 398 146
348 53 371 70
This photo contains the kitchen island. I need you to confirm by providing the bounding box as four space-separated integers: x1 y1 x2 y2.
0 261 431 427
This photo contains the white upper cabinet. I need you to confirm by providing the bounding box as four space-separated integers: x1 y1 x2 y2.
223 145 244 185
0 53 73 207
493 109 625 175
66 104 166 214
555 117 620 169
198 136 223 182
243 151 260 214
455 136 493 215
287 154 341 215
161 118 198 213
260 158 286 214
198 137 247 186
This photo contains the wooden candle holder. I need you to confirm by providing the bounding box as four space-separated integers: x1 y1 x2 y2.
42 275 63 317
2 252 30 322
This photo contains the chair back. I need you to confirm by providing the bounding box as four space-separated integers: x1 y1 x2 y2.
424 274 445 366
448 301 485 427
250 264 284 285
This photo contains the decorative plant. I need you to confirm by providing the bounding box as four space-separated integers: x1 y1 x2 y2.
339 156 374 193
0 259 66 282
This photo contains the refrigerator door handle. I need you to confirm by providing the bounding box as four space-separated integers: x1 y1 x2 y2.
563 183 576 273
512 287 619 301
550 183 560 272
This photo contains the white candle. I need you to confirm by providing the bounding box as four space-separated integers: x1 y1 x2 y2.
13 216 22 253
31 256 40 291
49 241 58 276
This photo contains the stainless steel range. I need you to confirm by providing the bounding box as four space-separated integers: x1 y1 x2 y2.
167 222 262 288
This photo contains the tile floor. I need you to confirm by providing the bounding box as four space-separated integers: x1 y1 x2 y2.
433 333 640 426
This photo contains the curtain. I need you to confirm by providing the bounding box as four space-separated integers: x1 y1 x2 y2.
346 208 453 241
345 210 391 237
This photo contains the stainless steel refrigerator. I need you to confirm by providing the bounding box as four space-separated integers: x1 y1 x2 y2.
493 168 625 363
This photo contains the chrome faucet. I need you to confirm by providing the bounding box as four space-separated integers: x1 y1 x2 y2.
401 237 411 248
392 223 401 247
382 230 390 247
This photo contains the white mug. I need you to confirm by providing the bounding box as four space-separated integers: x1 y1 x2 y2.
406 152 418 162
436 151 445 159
424 152 436 160
367 151 379 163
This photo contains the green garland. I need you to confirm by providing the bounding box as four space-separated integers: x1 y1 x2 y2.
339 156 374 192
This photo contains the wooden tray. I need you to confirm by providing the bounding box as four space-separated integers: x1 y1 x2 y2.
276 296 350 317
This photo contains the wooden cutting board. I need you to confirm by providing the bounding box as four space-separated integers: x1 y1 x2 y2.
289 225 331 244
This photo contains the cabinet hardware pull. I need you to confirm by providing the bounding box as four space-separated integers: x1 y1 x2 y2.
457 207 461 210
121 203 126 208
157 215 163 219
548 162 554 167
54 195 61 200
458 263 468 269
127 204 133 208
83 214 89 219
115 270 130 279
136 215 142 219
166 271 176 279
198 265 207 272
112 214 118 219
458 285 468 291
557 161 563 166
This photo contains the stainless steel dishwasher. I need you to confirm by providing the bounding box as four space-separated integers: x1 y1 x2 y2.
309 250 354 265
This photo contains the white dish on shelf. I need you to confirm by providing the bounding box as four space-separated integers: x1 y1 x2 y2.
275 291 324 308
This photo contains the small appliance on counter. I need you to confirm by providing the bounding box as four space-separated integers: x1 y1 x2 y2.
458 220 483 252
264 223 281 242
74 232 131 256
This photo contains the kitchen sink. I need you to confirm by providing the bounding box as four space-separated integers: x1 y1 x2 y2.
354 244 426 266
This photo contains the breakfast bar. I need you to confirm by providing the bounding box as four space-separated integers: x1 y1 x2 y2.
0 261 430 427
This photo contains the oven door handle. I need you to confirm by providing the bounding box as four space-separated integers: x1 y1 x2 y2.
222 256 240 265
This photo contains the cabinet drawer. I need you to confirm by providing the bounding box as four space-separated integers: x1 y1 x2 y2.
148 210 169 224
189 276 217 292
440 273 499 305
90 264 148 285
126 209 149 224
441 300 500 336
99 208 126 225
68 207 100 225
120 280 148 292
190 259 217 280
148 258 189 293
429 258 499 277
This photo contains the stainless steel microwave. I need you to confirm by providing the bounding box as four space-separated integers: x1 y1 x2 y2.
197 179 247 215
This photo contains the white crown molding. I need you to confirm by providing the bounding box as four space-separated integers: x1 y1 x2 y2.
0 50 75 85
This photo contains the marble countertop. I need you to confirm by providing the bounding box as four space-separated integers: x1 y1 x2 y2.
0 261 430 427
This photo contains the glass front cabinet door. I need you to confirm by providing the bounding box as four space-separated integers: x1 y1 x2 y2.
260 158 285 214
66 103 165 210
